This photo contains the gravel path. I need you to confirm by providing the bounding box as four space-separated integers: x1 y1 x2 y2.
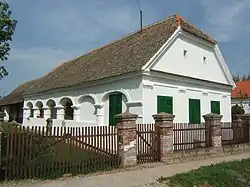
1 152 250 187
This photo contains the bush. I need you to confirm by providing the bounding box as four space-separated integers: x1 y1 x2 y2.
231 104 245 115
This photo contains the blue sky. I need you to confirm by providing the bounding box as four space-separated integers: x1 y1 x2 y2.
1 0 250 96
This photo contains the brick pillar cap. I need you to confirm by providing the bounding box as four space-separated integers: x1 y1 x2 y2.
153 112 175 120
238 114 250 120
46 118 53 123
0 111 6 119
203 113 223 120
115 112 138 120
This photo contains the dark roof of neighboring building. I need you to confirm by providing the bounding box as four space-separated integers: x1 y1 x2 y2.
23 14 216 95
0 80 37 106
232 80 250 99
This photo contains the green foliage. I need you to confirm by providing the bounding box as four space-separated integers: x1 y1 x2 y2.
158 158 250 187
232 74 241 82
233 73 250 82
232 104 245 115
0 2 17 61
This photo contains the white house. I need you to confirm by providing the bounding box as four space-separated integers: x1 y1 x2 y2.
1 14 235 127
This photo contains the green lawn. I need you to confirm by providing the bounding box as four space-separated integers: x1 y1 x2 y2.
158 158 250 187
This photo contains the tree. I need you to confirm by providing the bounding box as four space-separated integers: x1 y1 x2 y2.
242 74 246 81
0 2 17 61
0 2 17 79
232 74 240 82
247 73 250 80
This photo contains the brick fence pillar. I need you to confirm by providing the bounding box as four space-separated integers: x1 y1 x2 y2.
240 114 250 142
153 112 175 161
116 112 138 167
0 112 5 166
203 113 223 148
232 114 243 142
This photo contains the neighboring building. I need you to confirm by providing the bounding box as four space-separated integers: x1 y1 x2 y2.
2 14 235 127
231 80 250 113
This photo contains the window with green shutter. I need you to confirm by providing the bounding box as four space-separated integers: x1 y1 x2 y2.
211 101 220 114
157 96 173 114
189 99 201 124
109 93 122 126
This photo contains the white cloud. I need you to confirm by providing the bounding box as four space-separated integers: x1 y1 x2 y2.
197 0 250 42
6 47 80 73
0 46 81 96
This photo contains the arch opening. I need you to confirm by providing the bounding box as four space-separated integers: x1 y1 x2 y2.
27 102 34 118
46 99 57 119
60 97 74 120
35 101 44 118
102 91 129 126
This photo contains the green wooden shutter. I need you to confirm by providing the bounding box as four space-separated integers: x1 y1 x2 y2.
157 96 173 114
189 99 201 124
211 101 220 114
109 95 115 126
109 93 122 126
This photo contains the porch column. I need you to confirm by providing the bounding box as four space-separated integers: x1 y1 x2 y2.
34 107 40 118
153 112 175 161
23 107 31 118
72 105 80 121
43 107 51 119
203 113 223 148
56 106 65 120
3 106 9 121
95 104 104 125
116 112 138 167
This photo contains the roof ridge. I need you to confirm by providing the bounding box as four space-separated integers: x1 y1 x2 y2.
178 15 216 43
38 15 177 78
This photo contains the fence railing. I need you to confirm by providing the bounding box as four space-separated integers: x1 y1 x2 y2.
1 124 120 180
1 117 250 180
221 122 249 146
173 123 206 151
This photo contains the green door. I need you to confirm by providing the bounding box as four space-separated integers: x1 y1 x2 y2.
211 101 220 114
157 96 173 114
109 93 122 126
189 99 201 124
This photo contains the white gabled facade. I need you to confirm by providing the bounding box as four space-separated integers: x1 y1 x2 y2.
22 28 234 127
141 28 234 123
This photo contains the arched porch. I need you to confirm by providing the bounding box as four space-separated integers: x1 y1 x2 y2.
102 91 129 126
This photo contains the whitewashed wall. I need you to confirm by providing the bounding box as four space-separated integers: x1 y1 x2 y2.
142 73 232 123
143 33 233 123
23 76 143 127
152 34 229 85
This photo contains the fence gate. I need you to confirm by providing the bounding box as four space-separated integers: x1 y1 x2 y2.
136 124 160 164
